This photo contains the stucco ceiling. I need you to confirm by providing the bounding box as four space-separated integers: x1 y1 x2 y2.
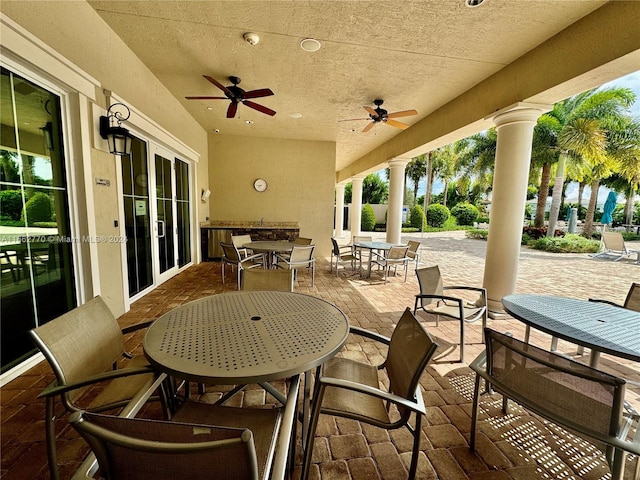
87 0 610 172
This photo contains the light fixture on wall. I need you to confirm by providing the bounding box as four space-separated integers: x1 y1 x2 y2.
99 103 133 155
40 122 54 151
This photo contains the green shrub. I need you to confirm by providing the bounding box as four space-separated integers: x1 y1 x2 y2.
465 229 488 240
527 233 599 253
0 190 24 220
21 192 52 225
426 204 450 228
361 204 376 231
450 202 479 226
408 205 427 231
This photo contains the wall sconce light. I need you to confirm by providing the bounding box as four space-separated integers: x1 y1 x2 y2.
99 103 132 155
40 122 54 151
201 189 211 203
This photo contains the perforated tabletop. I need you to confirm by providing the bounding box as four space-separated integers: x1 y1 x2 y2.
144 291 350 384
502 294 640 363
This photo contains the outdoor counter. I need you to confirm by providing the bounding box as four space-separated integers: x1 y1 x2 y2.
200 221 299 260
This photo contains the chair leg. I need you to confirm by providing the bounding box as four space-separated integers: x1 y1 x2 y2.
45 396 61 480
301 383 325 480
408 413 422 480
470 375 483 452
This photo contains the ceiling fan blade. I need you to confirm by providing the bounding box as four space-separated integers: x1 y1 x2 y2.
362 122 375 133
185 96 228 100
338 117 369 122
363 106 378 117
226 102 238 118
387 109 418 118
385 118 409 130
244 100 276 116
243 88 274 99
203 75 232 96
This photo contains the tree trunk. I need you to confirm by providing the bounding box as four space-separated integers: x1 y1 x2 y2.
424 152 433 209
625 185 635 225
535 162 551 228
582 177 600 237
546 154 566 237
577 182 585 213
443 180 449 207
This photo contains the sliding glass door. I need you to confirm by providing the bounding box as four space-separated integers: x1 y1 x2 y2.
0 67 76 372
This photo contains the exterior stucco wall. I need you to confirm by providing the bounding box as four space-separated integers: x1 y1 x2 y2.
208 135 336 258
0 2 208 315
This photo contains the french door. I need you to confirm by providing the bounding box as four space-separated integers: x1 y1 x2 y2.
151 146 178 284
122 141 191 299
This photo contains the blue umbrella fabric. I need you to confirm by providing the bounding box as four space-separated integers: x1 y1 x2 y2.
600 191 617 225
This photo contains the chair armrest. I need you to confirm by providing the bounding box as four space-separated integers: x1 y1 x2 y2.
318 376 426 415
588 298 623 308
271 374 301 480
349 326 391 345
243 253 265 263
121 320 155 334
443 285 487 297
37 365 157 399
414 293 463 306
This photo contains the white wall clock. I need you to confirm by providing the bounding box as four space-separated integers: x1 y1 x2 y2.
253 178 268 192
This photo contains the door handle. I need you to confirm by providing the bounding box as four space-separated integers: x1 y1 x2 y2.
157 220 165 238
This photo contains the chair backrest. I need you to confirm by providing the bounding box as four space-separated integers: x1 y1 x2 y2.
602 231 627 252
352 235 372 245
231 235 252 250
288 245 314 265
70 411 259 480
220 242 242 263
242 268 294 292
330 238 341 256
483 328 625 439
385 309 439 417
29 296 124 402
387 245 409 261
415 265 444 297
624 282 640 312
294 237 313 245
407 240 420 255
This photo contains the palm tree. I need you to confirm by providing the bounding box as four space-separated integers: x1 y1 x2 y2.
606 116 640 225
546 87 636 236
432 140 469 207
406 155 427 204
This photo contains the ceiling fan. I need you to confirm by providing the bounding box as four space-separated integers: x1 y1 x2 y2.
186 75 276 118
340 99 417 132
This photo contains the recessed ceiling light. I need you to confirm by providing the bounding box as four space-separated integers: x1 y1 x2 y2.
289 112 303 119
207 107 213 110
214 129 220 133
465 0 486 7
300 38 321 52
245 120 254 125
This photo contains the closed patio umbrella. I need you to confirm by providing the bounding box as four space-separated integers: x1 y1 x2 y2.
600 191 617 225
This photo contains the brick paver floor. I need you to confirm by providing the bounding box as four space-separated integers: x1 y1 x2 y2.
1 231 638 479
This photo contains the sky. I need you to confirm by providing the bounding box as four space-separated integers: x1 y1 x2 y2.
388 70 640 204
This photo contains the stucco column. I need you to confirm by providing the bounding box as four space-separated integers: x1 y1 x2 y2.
334 183 346 237
484 104 551 312
350 175 365 238
386 158 410 244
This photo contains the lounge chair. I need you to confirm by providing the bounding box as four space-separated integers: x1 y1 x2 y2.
592 231 638 262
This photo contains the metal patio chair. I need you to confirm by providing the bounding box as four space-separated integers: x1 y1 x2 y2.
413 265 487 362
301 308 439 480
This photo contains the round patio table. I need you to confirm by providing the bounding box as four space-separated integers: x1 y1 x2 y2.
502 294 640 367
244 240 296 268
